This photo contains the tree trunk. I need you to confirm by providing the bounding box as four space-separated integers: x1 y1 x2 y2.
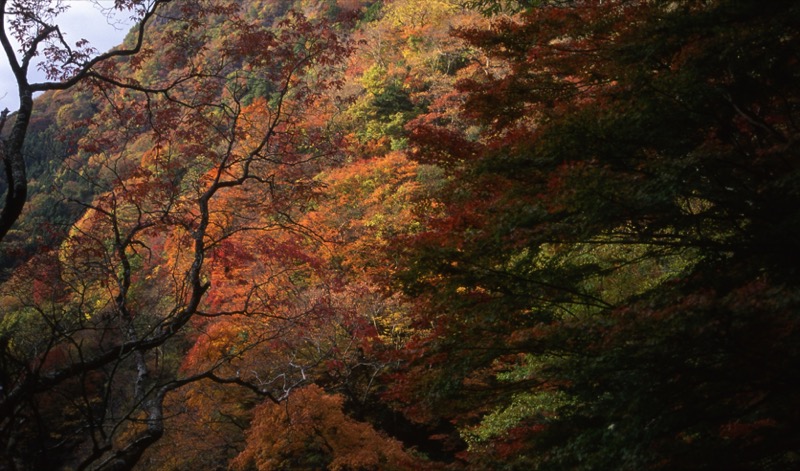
0 88 32 243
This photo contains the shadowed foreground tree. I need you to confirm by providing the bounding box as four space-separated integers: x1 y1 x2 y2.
390 0 800 468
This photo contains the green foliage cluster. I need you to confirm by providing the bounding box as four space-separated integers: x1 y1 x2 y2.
349 64 416 149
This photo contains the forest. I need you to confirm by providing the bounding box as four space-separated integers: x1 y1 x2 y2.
0 0 798 469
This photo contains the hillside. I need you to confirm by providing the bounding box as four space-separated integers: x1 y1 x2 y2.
1 0 799 469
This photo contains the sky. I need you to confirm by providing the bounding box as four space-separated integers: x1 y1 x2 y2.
1 1 133 111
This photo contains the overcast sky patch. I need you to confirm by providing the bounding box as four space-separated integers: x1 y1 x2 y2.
1 1 132 111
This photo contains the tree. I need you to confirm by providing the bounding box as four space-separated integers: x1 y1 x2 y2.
390 0 800 468
0 2 352 469
231 384 420 471
0 0 189 243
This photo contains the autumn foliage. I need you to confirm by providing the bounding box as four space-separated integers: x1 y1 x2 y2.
232 384 419 470
1 0 799 470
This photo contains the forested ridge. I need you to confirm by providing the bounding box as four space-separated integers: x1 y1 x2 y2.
0 0 798 469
